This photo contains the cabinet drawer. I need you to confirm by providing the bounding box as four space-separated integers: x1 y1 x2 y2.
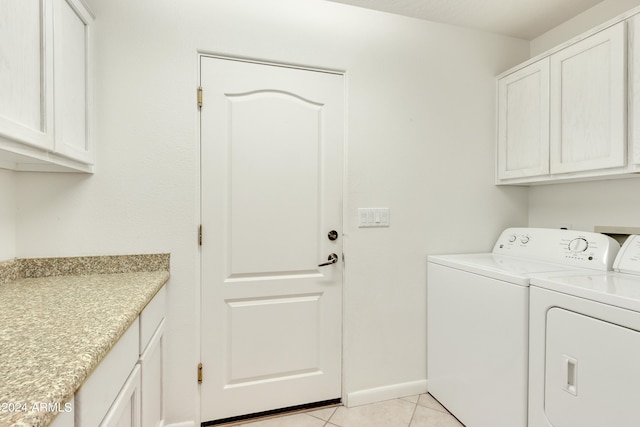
139 287 166 354
75 318 139 426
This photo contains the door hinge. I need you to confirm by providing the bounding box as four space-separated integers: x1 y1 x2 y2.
198 363 203 384
197 86 203 109
198 224 203 246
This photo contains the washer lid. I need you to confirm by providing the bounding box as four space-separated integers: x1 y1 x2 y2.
531 272 640 313
428 253 589 286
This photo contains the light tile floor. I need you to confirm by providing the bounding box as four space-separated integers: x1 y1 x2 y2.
233 394 465 427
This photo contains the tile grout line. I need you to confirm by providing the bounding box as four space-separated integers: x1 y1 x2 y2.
407 399 419 427
321 406 337 427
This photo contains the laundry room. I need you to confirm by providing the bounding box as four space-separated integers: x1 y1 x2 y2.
1 0 640 426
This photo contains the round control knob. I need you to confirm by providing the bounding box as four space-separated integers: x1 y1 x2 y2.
568 237 589 253
508 235 517 243
520 236 530 244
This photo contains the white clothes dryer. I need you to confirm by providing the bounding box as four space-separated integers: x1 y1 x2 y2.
427 228 619 427
529 234 640 427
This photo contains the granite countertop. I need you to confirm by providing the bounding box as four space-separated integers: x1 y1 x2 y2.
0 254 170 427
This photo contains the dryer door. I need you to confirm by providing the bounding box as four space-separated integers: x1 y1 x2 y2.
545 308 640 426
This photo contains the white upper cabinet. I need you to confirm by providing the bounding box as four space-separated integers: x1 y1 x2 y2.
53 0 93 164
0 0 94 172
549 22 626 175
496 11 640 185
0 0 54 151
497 58 550 180
629 15 640 169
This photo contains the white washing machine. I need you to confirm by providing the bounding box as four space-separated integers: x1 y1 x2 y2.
427 228 619 427
529 234 640 427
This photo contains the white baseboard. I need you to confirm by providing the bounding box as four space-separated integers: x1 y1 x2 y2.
164 422 195 427
346 379 428 407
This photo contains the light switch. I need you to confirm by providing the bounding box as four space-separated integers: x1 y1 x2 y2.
358 208 390 227
358 208 368 227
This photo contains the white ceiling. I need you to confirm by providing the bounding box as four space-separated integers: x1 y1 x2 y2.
326 0 605 39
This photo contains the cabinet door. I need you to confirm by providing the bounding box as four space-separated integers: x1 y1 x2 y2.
100 365 141 427
0 0 54 150
50 398 74 427
53 0 93 163
139 320 164 427
497 58 550 181
75 319 139 427
629 15 640 167
550 22 626 174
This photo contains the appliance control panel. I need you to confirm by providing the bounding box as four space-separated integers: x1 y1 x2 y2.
493 228 620 271
614 235 640 275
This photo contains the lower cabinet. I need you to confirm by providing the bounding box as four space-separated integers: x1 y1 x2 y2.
101 366 141 427
75 319 140 426
75 286 166 427
50 398 74 427
140 320 165 427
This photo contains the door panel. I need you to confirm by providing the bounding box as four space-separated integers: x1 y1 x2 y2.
497 58 550 180
227 91 321 276
0 0 54 149
549 22 626 174
200 57 344 423
226 294 321 383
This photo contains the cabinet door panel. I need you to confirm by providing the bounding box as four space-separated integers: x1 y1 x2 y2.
75 319 139 427
630 15 640 167
140 320 164 427
497 58 550 180
100 365 141 427
53 0 92 163
550 22 626 174
0 0 54 149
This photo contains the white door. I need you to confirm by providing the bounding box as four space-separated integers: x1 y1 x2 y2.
199 56 344 423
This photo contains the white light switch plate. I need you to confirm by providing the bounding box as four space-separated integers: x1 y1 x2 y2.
358 208 390 227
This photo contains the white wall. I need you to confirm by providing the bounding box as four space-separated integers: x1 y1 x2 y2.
531 0 640 55
13 0 529 424
528 0 640 232
0 169 15 262
529 178 640 232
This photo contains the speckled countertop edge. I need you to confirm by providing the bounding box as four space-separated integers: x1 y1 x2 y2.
0 260 20 286
0 254 170 427
0 253 170 282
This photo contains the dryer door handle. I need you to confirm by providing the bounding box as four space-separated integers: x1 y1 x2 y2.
562 355 578 396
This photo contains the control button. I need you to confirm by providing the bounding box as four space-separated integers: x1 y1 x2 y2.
568 237 589 253
508 235 517 243
520 236 530 244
